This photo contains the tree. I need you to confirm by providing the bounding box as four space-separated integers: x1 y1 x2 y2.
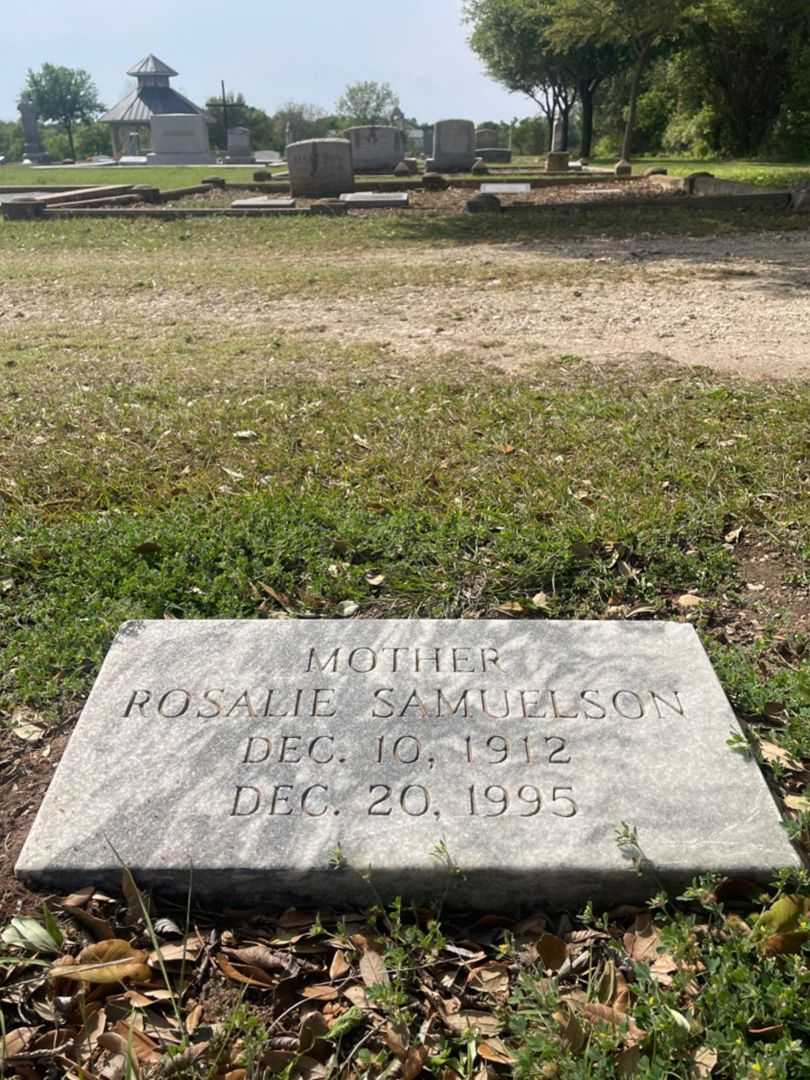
271 101 334 150
22 64 104 159
677 0 810 156
464 0 618 156
205 91 275 151
336 81 401 126
549 0 691 161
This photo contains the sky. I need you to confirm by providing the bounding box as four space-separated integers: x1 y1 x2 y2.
2 0 527 125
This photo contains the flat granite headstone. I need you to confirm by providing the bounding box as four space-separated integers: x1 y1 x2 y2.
480 183 531 194
339 192 410 208
230 196 297 209
16 620 801 910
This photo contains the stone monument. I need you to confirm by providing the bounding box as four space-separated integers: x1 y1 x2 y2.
225 126 254 164
19 103 50 164
422 127 433 157
16 619 801 910
146 114 215 165
343 126 405 173
474 126 512 164
427 120 477 173
546 118 569 172
475 127 499 150
287 138 354 197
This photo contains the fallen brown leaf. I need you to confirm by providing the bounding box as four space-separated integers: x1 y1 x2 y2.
478 1038 515 1065
52 940 151 985
537 932 568 971
468 961 510 1001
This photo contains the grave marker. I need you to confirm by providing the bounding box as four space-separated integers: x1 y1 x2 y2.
480 183 531 194
16 620 800 910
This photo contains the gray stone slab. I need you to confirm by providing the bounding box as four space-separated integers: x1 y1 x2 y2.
16 620 801 910
339 192 410 208
480 183 531 194
230 196 297 209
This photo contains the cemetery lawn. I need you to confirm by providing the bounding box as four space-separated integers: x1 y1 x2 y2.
0 208 809 1078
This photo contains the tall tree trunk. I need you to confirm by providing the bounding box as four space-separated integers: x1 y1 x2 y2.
621 41 651 161
579 81 595 158
65 118 76 159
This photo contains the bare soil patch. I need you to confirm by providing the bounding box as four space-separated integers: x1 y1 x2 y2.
3 227 810 381
0 728 67 916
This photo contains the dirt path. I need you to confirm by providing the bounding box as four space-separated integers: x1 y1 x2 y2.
5 227 810 380
260 230 810 380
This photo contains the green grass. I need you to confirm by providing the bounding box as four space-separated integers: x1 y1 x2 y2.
2 156 809 195
2 359 808 753
0 163 268 188
0 200 808 1079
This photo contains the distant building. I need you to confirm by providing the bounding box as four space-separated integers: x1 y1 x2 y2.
100 55 211 157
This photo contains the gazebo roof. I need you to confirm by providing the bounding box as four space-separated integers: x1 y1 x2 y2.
127 54 178 78
100 86 209 125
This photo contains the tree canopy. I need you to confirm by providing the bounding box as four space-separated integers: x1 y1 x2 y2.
465 0 810 161
464 0 619 155
22 64 104 159
336 81 401 126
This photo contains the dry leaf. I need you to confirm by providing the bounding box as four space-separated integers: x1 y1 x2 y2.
64 904 115 941
440 1008 501 1036
623 915 661 963
52 940 151 985
537 933 568 972
759 741 802 771
110 1021 162 1064
468 961 510 1001
0 1026 39 1060
530 591 549 609
785 795 810 813
555 1008 586 1054
478 1038 515 1065
337 600 359 617
496 600 523 615
223 944 312 976
214 955 275 989
329 950 351 980
690 1046 718 1078
303 984 339 1001
402 1045 429 1079
358 948 389 988
676 594 703 610
365 572 385 587
342 985 370 1009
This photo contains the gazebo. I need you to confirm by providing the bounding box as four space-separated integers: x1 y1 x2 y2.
100 55 211 157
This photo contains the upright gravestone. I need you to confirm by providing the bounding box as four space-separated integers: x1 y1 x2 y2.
427 120 477 173
546 118 569 173
226 126 254 164
344 126 405 173
476 127 499 150
287 138 354 197
146 114 215 165
422 127 433 157
16 620 801 910
475 127 512 163
19 103 50 164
